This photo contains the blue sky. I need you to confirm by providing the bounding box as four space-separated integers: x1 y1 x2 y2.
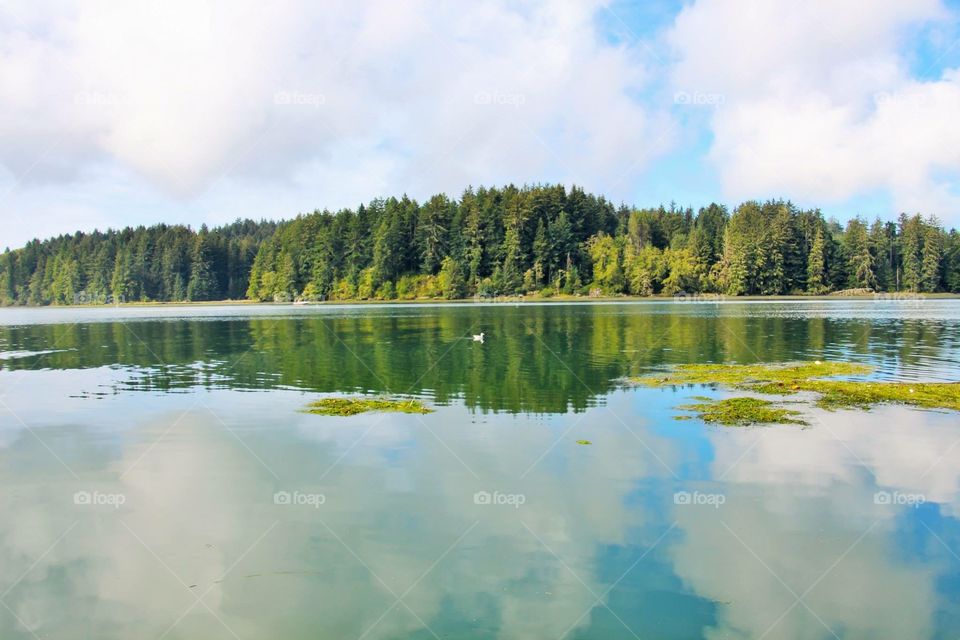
1 0 960 248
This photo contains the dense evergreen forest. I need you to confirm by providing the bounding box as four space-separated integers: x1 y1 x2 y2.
2 184 959 305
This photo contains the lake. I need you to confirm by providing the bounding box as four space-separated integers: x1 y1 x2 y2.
1 300 959 639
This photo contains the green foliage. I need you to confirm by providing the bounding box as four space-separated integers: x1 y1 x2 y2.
186 232 216 301
110 250 133 302
304 397 434 416
438 256 466 299
634 361 874 388
677 397 806 426
843 217 876 290
0 185 957 306
921 218 944 293
587 232 624 293
623 245 665 296
946 231 960 293
637 360 960 414
806 226 829 294
357 267 376 300
900 213 924 292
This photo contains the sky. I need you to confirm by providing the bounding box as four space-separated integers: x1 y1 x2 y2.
1 0 959 249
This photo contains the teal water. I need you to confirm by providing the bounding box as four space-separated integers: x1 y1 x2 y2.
1 300 959 639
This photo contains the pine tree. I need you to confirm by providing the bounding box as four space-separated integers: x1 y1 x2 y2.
246 245 269 300
110 250 133 303
717 202 764 295
2 251 15 303
532 218 549 286
920 220 944 293
549 209 573 281
945 231 960 293
187 234 216 301
900 214 923 292
49 253 80 304
438 256 465 299
807 226 829 294
843 217 876 290
764 204 793 294
417 194 451 274
869 219 894 290
500 227 523 294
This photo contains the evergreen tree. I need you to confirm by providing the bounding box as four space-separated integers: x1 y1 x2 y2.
945 231 960 293
532 218 549 286
843 217 876 289
110 250 133 303
438 256 466 299
920 219 944 293
187 233 216 301
1 185 956 305
416 194 451 274
900 214 924 292
869 219 895 290
807 226 829 294
2 251 15 303
549 209 573 281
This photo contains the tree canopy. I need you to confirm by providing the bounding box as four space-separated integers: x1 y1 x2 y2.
2 185 959 306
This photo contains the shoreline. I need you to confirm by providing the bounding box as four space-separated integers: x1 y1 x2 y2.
3 292 960 310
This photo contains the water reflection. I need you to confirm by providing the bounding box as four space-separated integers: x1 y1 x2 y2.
0 390 688 639
0 302 959 638
1 302 959 413
670 404 960 639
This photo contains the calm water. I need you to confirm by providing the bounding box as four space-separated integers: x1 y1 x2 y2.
1 300 959 639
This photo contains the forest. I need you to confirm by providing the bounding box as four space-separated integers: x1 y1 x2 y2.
2 184 959 305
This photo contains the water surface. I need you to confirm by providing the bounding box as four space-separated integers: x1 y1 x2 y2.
1 300 959 639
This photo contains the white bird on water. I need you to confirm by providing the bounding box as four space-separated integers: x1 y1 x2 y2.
472 332 485 343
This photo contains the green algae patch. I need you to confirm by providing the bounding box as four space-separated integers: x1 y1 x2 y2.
634 361 873 389
576 439 592 445
800 380 960 411
635 361 960 416
677 397 806 426
305 397 434 416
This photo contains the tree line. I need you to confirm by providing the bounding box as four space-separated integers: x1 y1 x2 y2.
2 184 959 305
1 220 276 305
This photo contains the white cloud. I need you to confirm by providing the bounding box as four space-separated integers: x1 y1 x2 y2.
0 0 669 246
667 0 960 221
3 0 959 245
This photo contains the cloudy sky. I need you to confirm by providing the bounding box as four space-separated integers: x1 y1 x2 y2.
1 0 959 248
